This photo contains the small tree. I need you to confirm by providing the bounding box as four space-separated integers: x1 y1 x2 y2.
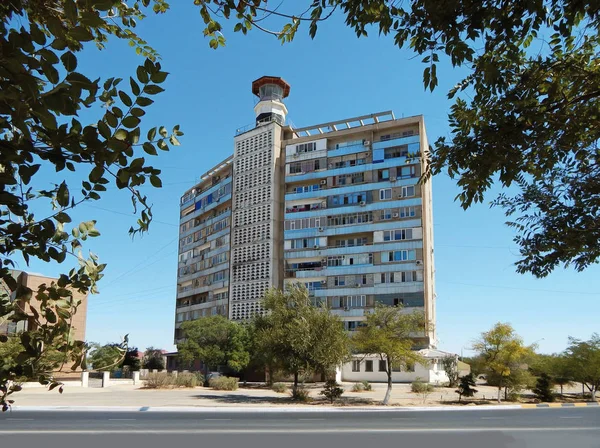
142 347 165 371
178 315 250 384
88 343 127 372
533 373 555 402
563 334 600 402
472 322 532 403
352 304 428 405
441 356 459 388
120 347 141 372
456 374 478 402
253 285 349 397
320 379 344 404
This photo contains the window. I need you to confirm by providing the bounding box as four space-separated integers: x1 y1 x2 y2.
380 209 392 220
334 276 346 286
380 272 395 284
392 362 402 372
399 165 416 179
365 360 373 372
378 169 390 181
352 360 361 372
400 206 416 218
406 362 415 372
357 274 368 285
381 250 417 262
384 145 409 159
296 142 317 154
383 228 414 241
379 360 387 372
402 185 415 197
379 188 392 200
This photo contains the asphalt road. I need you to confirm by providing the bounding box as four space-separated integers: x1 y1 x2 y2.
0 407 598 448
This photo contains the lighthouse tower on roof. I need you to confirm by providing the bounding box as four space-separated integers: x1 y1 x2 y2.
251 76 291 127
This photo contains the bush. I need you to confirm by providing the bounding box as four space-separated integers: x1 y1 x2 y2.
290 386 311 402
411 378 434 403
533 373 555 402
361 380 372 391
144 372 201 389
320 380 344 403
351 383 364 392
209 376 239 391
175 372 199 388
144 372 172 389
272 382 287 393
456 373 478 401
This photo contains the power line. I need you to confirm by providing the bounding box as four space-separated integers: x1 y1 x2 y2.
85 205 179 227
93 284 175 300
100 238 178 290
439 280 600 296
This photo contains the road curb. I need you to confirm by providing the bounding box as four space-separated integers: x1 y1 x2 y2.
10 404 524 413
520 402 599 408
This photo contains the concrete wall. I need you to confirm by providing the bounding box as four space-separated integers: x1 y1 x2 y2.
341 355 450 384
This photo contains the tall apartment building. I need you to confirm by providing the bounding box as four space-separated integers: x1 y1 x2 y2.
175 77 436 346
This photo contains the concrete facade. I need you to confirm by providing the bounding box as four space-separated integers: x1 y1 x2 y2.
175 77 436 350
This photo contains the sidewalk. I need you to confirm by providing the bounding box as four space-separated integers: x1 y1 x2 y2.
9 382 596 409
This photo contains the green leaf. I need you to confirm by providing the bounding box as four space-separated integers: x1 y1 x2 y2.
97 120 111 139
60 52 78 72
119 91 133 107
150 175 162 187
105 112 118 128
70 26 94 42
130 77 141 96
55 212 71 223
136 97 153 106
169 135 181 146
130 107 145 117
114 129 128 141
143 85 164 95
57 182 69 207
147 127 157 140
89 165 105 183
150 71 169 83
159 126 168 137
143 142 157 155
122 116 140 129
136 65 150 84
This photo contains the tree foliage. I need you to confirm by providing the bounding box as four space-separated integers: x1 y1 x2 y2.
0 0 181 410
456 373 478 402
87 342 127 372
472 322 532 403
533 373 555 402
142 346 165 370
178 315 250 379
185 0 600 277
253 285 350 393
563 334 600 402
441 356 459 388
352 304 427 405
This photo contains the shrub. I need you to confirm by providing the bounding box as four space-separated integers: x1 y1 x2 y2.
411 378 434 403
209 376 239 391
272 382 287 393
361 380 372 391
351 383 364 392
144 372 201 389
290 386 311 402
175 372 199 388
144 372 172 389
320 380 344 403
533 373 555 402
456 373 478 401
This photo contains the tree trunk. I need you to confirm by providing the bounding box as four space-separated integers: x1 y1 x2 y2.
203 364 209 387
293 371 299 395
382 369 392 405
497 387 502 404
560 384 563 397
504 386 508 401
591 386 597 403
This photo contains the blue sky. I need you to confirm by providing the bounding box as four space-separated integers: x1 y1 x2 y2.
21 3 599 355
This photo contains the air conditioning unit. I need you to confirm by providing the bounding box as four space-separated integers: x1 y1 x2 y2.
320 179 327 185
318 227 324 232
359 201 366 206
393 213 399 218
313 245 319 249
355 284 361 288
344 306 351 311
390 177 397 182
321 258 327 264
321 202 327 208
320 280 326 285
416 260 423 266
363 140 371 146
398 194 403 199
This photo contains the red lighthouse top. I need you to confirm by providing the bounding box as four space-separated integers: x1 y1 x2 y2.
251 76 291 98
